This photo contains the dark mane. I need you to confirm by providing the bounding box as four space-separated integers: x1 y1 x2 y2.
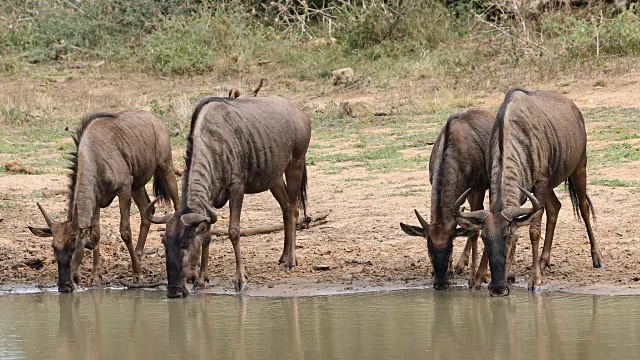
67 112 118 220
491 87 531 212
432 113 459 210
181 97 234 200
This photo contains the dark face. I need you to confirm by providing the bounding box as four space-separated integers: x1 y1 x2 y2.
163 215 208 298
426 228 454 290
480 214 512 297
400 214 473 291
29 221 77 292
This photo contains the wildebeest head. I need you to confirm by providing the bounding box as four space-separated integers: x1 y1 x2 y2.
400 210 474 290
144 197 217 298
453 186 543 297
28 203 93 293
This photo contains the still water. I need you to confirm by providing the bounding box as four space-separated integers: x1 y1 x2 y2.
0 288 638 360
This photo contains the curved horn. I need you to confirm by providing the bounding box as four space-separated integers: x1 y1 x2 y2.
144 198 172 224
452 188 488 230
201 198 218 224
413 209 429 230
36 202 55 227
501 185 542 221
453 188 472 217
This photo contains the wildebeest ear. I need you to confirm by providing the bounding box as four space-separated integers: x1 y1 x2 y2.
512 209 544 229
181 213 209 227
454 227 476 238
29 226 53 237
400 223 426 237
195 222 208 235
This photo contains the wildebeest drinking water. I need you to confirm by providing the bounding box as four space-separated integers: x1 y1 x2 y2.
400 108 495 289
454 88 605 296
28 112 180 292
144 96 311 298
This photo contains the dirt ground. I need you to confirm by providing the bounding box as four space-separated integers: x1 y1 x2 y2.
1 67 640 295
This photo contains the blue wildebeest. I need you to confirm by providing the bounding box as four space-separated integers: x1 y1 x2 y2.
453 88 605 296
144 96 311 298
400 108 495 289
29 112 180 292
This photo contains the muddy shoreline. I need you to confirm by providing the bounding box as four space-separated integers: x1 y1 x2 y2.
2 278 640 297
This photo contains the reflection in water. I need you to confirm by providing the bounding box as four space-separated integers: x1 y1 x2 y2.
0 289 639 359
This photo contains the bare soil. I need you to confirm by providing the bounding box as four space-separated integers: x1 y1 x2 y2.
1 67 640 294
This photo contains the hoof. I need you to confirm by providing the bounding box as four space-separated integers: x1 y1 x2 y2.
193 278 208 291
134 274 144 282
73 274 82 285
185 274 197 284
593 260 606 269
507 273 516 284
235 282 249 292
527 283 543 292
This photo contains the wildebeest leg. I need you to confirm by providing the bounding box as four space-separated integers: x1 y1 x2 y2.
270 178 292 266
284 159 305 269
505 235 517 283
539 190 561 273
195 234 211 289
471 250 489 289
528 186 548 291
119 191 143 280
132 188 152 261
90 207 101 285
459 189 485 281
229 187 248 291
454 239 472 275
570 163 605 268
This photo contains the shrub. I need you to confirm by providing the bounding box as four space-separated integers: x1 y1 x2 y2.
143 3 267 75
544 4 640 58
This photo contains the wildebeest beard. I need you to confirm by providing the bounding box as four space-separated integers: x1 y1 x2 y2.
162 207 211 298
428 242 453 290
484 228 510 296
54 247 74 293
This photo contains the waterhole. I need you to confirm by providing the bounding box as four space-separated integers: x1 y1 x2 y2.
0 288 638 359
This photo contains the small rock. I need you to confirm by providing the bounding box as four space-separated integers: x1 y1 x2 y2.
633 276 640 282
331 67 354 85
5 160 34 174
306 38 335 49
345 259 373 265
320 249 331 256
313 264 331 271
340 97 375 118
267 283 275 288
23 258 44 270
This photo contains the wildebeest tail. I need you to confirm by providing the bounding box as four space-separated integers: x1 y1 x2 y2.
299 162 308 219
153 171 170 206
566 177 596 222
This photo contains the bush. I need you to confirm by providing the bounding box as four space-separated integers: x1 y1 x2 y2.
336 0 453 52
0 0 199 62
143 3 267 75
544 4 640 58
